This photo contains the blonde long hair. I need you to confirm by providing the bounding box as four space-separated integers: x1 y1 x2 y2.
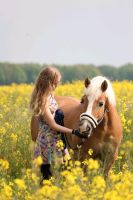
29 66 61 116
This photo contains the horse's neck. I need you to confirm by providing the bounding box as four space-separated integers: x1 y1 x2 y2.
106 103 118 126
98 103 121 138
64 101 86 128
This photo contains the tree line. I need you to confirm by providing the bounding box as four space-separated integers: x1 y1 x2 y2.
0 62 133 85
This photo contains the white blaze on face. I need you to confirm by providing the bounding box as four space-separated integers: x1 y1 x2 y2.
84 85 102 121
86 95 95 116
79 87 101 133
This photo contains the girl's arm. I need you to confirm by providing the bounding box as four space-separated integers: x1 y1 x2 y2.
42 105 72 134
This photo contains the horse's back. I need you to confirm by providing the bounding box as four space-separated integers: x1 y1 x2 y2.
55 96 80 113
55 96 80 107
55 96 81 129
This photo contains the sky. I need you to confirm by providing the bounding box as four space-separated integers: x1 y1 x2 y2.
0 0 133 67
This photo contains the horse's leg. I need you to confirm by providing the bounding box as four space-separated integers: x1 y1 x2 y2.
103 146 118 179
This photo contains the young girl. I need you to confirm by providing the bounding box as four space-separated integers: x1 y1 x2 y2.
29 66 85 181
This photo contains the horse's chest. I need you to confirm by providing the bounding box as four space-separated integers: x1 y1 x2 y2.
90 141 106 154
82 136 114 158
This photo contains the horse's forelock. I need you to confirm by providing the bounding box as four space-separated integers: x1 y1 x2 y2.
84 76 116 106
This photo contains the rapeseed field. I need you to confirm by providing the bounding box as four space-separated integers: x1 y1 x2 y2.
0 81 133 200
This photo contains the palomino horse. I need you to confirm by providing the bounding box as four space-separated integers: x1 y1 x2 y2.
31 76 122 177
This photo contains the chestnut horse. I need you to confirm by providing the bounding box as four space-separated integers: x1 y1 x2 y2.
31 76 122 177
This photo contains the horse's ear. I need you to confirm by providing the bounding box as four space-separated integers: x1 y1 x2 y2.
101 80 108 92
85 78 90 88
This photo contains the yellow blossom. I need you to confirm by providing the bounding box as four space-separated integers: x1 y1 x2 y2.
0 113 3 119
0 159 9 170
0 127 6 135
14 179 27 190
56 139 64 150
10 133 18 143
92 176 106 189
33 156 43 166
0 184 12 199
83 158 99 170
88 148 93 156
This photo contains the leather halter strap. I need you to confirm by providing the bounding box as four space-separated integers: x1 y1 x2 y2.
80 108 109 128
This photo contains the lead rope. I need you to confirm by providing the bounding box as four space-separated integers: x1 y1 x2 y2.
64 133 85 151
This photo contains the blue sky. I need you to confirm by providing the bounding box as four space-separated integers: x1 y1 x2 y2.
0 0 133 66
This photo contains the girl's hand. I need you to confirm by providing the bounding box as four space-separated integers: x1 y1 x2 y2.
72 129 88 138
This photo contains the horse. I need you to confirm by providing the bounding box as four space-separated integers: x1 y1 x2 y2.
31 76 122 177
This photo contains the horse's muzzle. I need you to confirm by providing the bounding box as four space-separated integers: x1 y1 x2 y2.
79 113 98 137
81 128 92 138
79 120 93 138
80 113 98 129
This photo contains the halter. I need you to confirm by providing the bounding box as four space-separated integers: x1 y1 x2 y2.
80 108 109 129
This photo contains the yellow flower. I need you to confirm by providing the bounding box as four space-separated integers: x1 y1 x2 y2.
0 159 9 170
74 161 81 167
4 122 10 128
83 158 99 170
14 179 27 190
42 179 52 186
0 127 6 135
104 191 120 200
88 148 93 156
31 173 39 184
92 176 106 189
122 163 128 171
0 184 12 199
65 173 76 185
38 185 59 198
33 156 43 166
10 133 18 143
56 140 64 150
116 155 122 160
0 113 3 119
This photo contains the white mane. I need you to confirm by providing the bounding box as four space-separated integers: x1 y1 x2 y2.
84 76 116 106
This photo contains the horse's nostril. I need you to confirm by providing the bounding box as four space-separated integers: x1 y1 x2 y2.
87 125 90 131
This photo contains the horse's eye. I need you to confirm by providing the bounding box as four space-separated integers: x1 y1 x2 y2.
99 102 104 107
